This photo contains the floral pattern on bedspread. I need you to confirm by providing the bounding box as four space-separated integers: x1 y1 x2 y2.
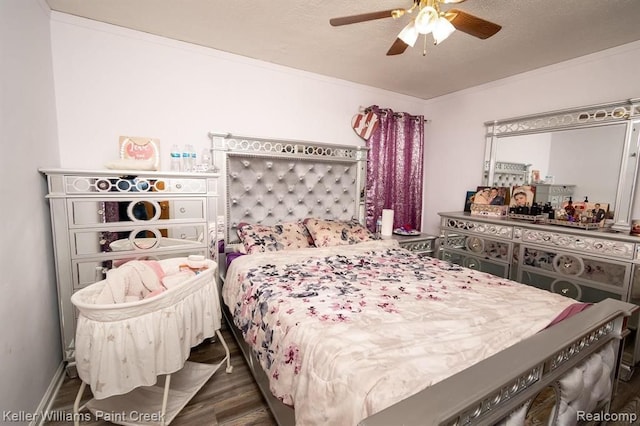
223 240 576 426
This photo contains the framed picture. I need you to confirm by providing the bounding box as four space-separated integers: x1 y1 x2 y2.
464 190 476 212
531 169 541 183
119 136 160 170
473 186 492 205
583 202 609 222
473 186 510 206
510 185 536 207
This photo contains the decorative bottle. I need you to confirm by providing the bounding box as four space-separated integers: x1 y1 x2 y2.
565 197 575 220
190 146 197 171
182 144 195 172
200 148 212 172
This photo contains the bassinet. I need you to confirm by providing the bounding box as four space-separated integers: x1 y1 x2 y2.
70 257 232 426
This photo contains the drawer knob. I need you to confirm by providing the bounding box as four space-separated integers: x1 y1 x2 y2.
550 280 582 300
552 254 584 276
465 237 485 253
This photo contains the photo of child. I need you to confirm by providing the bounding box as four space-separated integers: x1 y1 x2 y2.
510 185 536 207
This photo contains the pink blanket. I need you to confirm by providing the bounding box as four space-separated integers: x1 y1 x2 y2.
95 260 165 304
545 302 592 329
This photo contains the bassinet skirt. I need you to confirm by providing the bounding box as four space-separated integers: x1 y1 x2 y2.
71 258 220 400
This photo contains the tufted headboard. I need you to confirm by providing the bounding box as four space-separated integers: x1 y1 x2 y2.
209 133 368 245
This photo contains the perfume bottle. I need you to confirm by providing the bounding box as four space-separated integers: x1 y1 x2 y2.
565 197 575 218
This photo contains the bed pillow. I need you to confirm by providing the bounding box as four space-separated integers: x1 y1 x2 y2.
237 221 312 254
303 218 374 247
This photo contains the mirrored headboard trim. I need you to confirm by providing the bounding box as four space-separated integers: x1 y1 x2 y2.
483 98 640 233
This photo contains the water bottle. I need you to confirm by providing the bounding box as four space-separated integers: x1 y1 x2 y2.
375 218 382 237
170 144 181 172
182 144 193 172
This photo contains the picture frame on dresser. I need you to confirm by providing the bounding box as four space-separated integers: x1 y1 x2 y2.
470 186 511 217
472 186 492 204
510 185 536 207
464 190 475 212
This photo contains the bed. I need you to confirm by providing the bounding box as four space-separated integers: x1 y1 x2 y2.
209 132 638 425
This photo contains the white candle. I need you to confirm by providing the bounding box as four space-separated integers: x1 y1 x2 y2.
381 209 394 236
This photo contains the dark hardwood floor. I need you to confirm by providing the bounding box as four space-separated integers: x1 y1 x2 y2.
45 323 276 426
45 320 640 426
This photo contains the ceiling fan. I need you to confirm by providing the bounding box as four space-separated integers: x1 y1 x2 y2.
329 0 501 56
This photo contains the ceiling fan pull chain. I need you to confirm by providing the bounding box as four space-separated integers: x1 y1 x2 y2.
423 34 428 56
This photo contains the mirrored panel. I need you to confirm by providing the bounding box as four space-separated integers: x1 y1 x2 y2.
70 199 206 226
62 176 207 194
72 224 206 256
484 98 640 231
491 124 627 208
525 385 558 425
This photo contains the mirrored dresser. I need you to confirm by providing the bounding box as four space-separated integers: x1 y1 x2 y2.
439 211 640 379
40 169 219 374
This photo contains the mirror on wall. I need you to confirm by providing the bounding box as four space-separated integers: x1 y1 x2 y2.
484 99 640 232
493 124 626 205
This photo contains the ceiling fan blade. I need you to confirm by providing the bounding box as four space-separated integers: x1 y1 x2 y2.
330 9 402 26
387 38 410 56
439 0 467 3
445 9 501 39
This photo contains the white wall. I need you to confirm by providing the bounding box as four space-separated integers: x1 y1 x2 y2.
49 12 426 172
421 41 640 234
0 0 62 421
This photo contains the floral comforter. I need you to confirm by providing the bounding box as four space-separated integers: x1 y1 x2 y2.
222 240 576 425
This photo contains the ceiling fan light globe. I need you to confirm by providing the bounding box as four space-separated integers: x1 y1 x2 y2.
432 17 456 44
398 21 420 47
414 6 438 34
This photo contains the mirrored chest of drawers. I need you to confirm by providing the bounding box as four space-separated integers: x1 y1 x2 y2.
40 169 219 373
439 211 640 379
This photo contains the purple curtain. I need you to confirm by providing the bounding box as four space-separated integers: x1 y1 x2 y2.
365 105 425 232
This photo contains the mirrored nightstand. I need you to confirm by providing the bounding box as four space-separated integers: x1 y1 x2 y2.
382 233 437 257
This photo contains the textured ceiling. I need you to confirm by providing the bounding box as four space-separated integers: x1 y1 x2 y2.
46 0 640 100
